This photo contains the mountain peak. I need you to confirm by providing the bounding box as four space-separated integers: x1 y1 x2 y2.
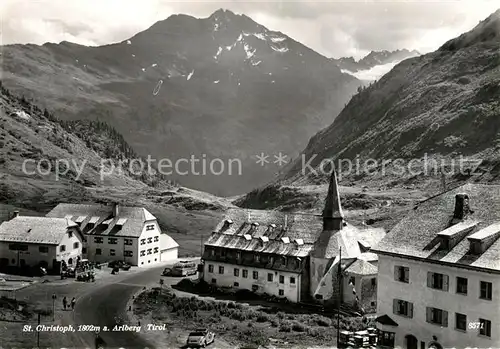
210 8 237 19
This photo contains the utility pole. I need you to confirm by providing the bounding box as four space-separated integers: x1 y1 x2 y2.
337 247 342 348
51 294 56 321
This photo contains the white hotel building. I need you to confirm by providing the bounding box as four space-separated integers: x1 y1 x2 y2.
372 185 500 349
46 203 178 266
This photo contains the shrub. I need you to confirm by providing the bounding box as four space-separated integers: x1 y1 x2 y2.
270 319 279 327
256 314 269 323
292 322 307 332
279 322 292 332
316 317 331 327
277 311 285 320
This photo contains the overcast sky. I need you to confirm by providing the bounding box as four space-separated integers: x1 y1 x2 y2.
1 0 499 59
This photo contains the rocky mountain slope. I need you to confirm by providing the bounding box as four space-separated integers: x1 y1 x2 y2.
1 8 361 196
282 9 500 185
331 49 420 73
0 83 232 255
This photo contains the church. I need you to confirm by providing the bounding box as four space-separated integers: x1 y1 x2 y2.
201 170 385 312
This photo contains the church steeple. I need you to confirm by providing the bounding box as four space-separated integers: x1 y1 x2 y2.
322 167 344 230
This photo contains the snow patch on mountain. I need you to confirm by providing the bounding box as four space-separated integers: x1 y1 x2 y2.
141 68 146 72
214 80 220 84
15 110 31 121
151 63 157 67
237 33 243 42
244 43 256 59
187 70 194 80
270 37 286 43
271 46 288 53
226 45 232 51
253 33 266 41
252 60 262 66
127 40 132 45
214 47 223 60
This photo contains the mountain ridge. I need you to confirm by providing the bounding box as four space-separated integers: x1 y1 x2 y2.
1 9 361 196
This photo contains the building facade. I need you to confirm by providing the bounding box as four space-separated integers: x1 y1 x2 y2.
0 214 83 272
202 170 385 306
46 203 179 266
373 185 500 349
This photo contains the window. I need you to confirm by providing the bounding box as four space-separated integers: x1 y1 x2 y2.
234 268 239 277
455 313 466 331
315 294 323 300
282 257 287 266
242 269 248 278
96 249 102 255
236 251 241 259
480 281 492 300
255 254 260 262
290 277 296 284
110 249 116 256
394 266 409 283
218 266 224 274
140 250 145 257
154 247 158 253
211 278 216 284
94 237 103 244
234 282 239 287
393 299 413 318
39 246 49 253
479 318 491 337
427 272 449 291
253 271 258 280
68 231 73 238
349 277 356 286
154 236 159 242
147 237 152 244
220 249 226 257
108 238 117 245
279 289 284 296
147 249 152 255
146 224 155 231
9 244 28 251
124 239 133 245
268 273 273 282
124 250 133 257
73 242 79 249
140 239 146 245
377 331 395 348
210 249 215 257
426 307 448 327
208 264 214 273
371 278 376 288
279 275 285 284
60 245 66 252
456 277 468 295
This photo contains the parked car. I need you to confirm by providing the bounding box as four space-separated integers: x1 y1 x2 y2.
171 261 197 277
162 267 172 276
186 329 215 348
108 260 131 270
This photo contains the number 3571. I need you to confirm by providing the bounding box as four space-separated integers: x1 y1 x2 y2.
468 322 484 330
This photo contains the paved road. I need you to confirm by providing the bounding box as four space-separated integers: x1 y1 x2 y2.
73 263 190 349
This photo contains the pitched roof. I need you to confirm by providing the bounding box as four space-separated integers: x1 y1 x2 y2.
372 184 500 272
160 234 179 250
46 203 157 238
311 226 386 259
345 259 378 276
0 216 78 245
205 208 323 257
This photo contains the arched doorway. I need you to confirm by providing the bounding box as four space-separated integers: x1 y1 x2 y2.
428 342 443 349
68 258 73 265
405 334 418 349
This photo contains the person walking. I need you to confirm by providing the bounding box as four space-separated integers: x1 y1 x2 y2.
62 296 67 310
71 297 76 310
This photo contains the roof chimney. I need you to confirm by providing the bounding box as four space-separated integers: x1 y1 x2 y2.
112 203 119 218
11 211 19 220
452 194 471 224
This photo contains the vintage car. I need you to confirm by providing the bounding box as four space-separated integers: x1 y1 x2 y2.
186 329 215 348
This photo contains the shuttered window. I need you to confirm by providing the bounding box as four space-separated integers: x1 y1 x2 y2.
392 299 413 318
426 307 448 327
394 266 409 283
427 272 449 291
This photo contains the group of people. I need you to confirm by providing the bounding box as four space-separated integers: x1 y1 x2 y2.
62 296 77 310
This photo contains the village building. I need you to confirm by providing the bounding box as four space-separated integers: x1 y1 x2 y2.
372 184 500 349
0 213 84 272
46 203 179 266
201 170 385 309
